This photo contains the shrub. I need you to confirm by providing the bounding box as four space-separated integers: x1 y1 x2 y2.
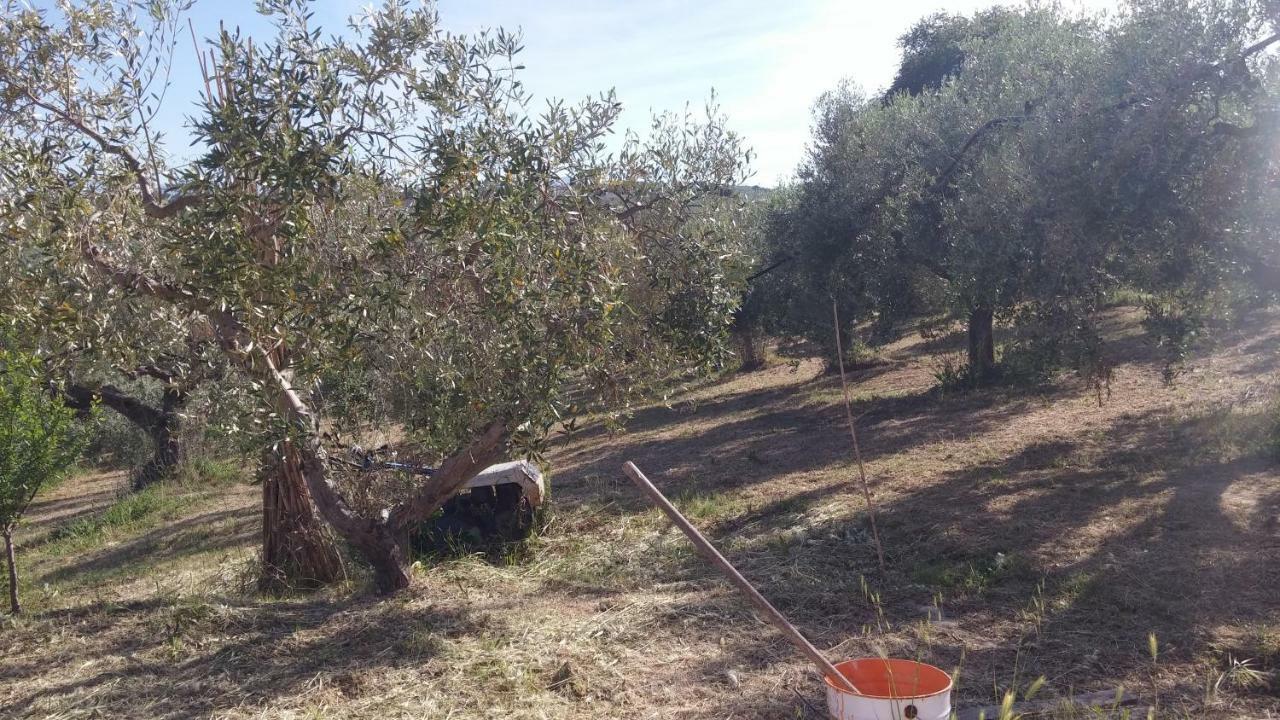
931 353 976 393
0 351 88 613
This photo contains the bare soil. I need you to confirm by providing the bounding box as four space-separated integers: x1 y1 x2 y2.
2 307 1278 719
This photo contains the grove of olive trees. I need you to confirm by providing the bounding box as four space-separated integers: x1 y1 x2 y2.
747 1 1279 384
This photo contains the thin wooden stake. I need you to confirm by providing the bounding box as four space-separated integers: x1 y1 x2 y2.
188 19 214 104
621 461 863 696
832 301 887 573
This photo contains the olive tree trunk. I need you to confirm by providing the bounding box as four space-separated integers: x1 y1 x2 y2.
292 423 508 594
131 385 186 491
967 305 996 381
64 382 187 491
258 442 345 592
4 527 18 615
735 325 764 372
342 518 412 595
250 347 510 594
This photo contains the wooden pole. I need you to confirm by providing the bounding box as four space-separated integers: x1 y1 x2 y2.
622 461 862 695
832 301 887 573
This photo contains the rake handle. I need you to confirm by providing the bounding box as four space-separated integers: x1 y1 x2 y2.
622 461 862 696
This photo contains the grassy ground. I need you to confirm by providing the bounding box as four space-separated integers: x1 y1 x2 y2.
2 307 1278 719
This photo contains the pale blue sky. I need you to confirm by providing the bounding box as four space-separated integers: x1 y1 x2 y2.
436 0 1119 184
60 0 1120 186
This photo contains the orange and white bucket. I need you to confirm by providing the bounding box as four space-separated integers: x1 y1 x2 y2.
825 658 953 720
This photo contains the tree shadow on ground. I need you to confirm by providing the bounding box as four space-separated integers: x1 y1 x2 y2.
20 476 127 548
38 508 255 585
25 486 120 523
552 380 1058 516
11 311 1276 719
0 595 482 719
535 307 1280 716
630 402 1279 716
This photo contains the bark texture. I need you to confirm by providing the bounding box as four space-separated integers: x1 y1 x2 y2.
4 529 19 614
967 305 996 381
258 442 345 592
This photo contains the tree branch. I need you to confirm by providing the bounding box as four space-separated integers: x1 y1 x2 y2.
933 114 1032 189
745 254 793 283
254 346 371 538
79 241 249 369
123 364 177 385
25 93 202 219
386 420 509 532
80 241 191 305
1209 32 1280 74
64 382 164 432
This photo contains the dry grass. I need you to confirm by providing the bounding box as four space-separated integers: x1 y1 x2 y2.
3 306 1279 718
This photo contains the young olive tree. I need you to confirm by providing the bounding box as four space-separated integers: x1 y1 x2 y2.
0 350 87 614
0 0 751 593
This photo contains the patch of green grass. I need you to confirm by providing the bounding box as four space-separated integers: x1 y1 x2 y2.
46 484 196 553
1179 402 1277 463
672 490 748 522
178 457 249 487
911 551 1035 596
1050 570 1096 611
1102 287 1156 309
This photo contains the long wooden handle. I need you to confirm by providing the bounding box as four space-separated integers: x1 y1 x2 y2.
622 461 861 695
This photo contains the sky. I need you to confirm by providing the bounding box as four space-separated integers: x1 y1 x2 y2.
63 0 1121 186
434 0 1121 185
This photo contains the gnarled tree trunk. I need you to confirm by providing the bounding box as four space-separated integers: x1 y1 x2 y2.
259 442 344 592
64 382 187 491
344 520 412 595
285 409 508 594
239 339 510 594
967 305 996 381
132 385 186 491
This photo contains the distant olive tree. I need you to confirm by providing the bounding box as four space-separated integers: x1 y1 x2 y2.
757 1 1279 383
0 252 225 490
0 350 87 614
0 0 751 593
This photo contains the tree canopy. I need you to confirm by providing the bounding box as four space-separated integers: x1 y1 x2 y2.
750 0 1279 383
0 0 754 592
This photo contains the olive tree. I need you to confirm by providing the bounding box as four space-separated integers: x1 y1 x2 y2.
0 244 224 489
757 1 1278 382
1 0 751 593
0 350 87 614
